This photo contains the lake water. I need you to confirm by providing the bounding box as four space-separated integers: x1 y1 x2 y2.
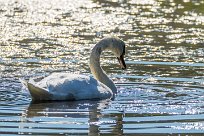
0 0 204 135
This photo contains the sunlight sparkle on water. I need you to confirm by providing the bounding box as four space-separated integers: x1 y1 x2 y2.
0 0 204 135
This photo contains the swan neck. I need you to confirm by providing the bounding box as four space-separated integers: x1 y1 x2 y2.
89 43 117 93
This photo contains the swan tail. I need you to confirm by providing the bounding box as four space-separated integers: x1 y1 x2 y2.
20 79 52 101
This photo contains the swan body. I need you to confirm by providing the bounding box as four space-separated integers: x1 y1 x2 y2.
21 37 126 101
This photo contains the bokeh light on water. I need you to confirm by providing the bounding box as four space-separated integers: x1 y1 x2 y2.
0 0 204 135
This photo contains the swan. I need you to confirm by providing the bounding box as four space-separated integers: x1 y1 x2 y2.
21 37 126 101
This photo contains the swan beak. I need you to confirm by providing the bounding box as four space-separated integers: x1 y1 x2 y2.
117 55 126 70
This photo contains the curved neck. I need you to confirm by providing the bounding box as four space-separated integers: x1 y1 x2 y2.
89 42 117 93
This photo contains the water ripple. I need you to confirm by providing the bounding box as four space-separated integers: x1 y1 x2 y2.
0 0 204 135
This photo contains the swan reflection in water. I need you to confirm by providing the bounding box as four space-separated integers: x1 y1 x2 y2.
23 100 123 135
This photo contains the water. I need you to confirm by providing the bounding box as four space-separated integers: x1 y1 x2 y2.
0 0 204 135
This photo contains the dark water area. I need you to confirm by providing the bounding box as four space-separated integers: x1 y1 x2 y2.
0 0 204 135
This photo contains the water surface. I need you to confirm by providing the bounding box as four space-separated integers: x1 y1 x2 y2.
0 0 204 135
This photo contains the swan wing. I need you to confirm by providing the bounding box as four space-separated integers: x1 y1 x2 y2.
22 73 113 101
42 73 113 100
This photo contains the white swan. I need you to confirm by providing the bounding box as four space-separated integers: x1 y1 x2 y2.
21 37 126 101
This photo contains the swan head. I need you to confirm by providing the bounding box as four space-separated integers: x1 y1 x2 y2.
104 37 126 70
91 37 126 70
